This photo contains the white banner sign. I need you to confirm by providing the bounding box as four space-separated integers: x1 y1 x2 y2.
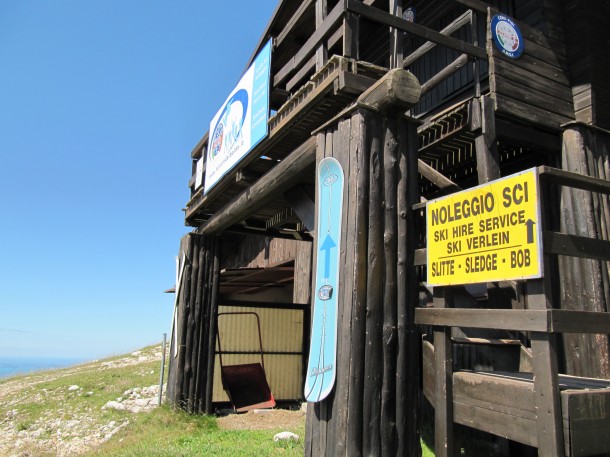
204 39 272 194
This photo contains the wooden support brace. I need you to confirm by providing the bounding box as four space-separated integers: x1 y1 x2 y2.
284 185 316 232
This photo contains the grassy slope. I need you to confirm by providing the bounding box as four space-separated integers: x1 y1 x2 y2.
1 345 433 456
0 345 305 456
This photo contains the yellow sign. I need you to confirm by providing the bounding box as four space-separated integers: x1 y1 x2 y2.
426 168 543 286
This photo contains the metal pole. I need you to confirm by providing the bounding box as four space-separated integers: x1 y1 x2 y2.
158 333 167 406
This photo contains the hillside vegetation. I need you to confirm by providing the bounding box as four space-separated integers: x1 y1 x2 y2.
0 345 305 456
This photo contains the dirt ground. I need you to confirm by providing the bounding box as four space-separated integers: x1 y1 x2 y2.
216 407 306 430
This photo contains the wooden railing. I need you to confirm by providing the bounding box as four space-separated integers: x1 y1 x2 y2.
415 166 610 457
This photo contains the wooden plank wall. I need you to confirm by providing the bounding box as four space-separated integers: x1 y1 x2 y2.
305 106 421 457
559 124 610 379
221 235 312 305
294 241 313 304
563 0 610 130
166 233 221 414
221 235 301 270
488 8 575 131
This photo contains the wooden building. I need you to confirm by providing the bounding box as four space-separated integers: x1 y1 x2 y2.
167 1 610 456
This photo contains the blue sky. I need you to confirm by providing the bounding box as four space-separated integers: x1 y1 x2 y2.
0 0 277 359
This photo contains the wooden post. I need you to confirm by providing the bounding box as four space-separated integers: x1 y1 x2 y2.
204 239 220 414
474 95 500 183
185 236 200 413
194 242 211 413
560 123 610 378
176 236 193 409
389 0 403 69
381 116 399 456
343 12 359 59
315 0 328 71
346 110 370 457
328 117 353 457
527 277 565 457
363 113 384 457
305 68 421 457
398 119 421 457
433 287 454 457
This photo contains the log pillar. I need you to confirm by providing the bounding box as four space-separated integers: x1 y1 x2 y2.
305 69 422 456
166 233 221 414
560 122 610 378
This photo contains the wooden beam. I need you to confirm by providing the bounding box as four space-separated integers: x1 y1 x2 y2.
550 310 610 334
403 11 472 67
420 53 470 95
347 0 487 60
276 0 315 48
417 159 461 192
357 68 421 113
544 231 610 261
538 165 610 195
415 308 552 332
417 306 610 335
286 56 316 93
274 0 346 87
453 0 490 13
414 248 426 266
200 137 316 235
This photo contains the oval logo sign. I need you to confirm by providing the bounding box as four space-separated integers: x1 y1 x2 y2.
491 15 524 59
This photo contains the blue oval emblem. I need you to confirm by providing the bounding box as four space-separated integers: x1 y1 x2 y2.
317 285 333 301
491 15 524 59
323 174 338 186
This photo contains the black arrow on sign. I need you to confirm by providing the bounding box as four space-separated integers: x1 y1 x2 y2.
525 219 536 244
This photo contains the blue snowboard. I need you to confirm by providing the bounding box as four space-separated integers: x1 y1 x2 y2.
304 157 344 402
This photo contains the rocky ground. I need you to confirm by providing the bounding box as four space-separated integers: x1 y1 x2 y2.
0 346 165 457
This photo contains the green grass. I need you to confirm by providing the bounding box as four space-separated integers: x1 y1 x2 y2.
84 406 305 457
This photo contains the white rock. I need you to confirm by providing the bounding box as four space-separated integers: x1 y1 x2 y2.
273 431 300 442
134 398 150 407
68 385 79 391
131 351 142 357
102 401 125 411
142 385 159 396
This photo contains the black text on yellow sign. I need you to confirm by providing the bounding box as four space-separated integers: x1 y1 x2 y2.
426 168 543 286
